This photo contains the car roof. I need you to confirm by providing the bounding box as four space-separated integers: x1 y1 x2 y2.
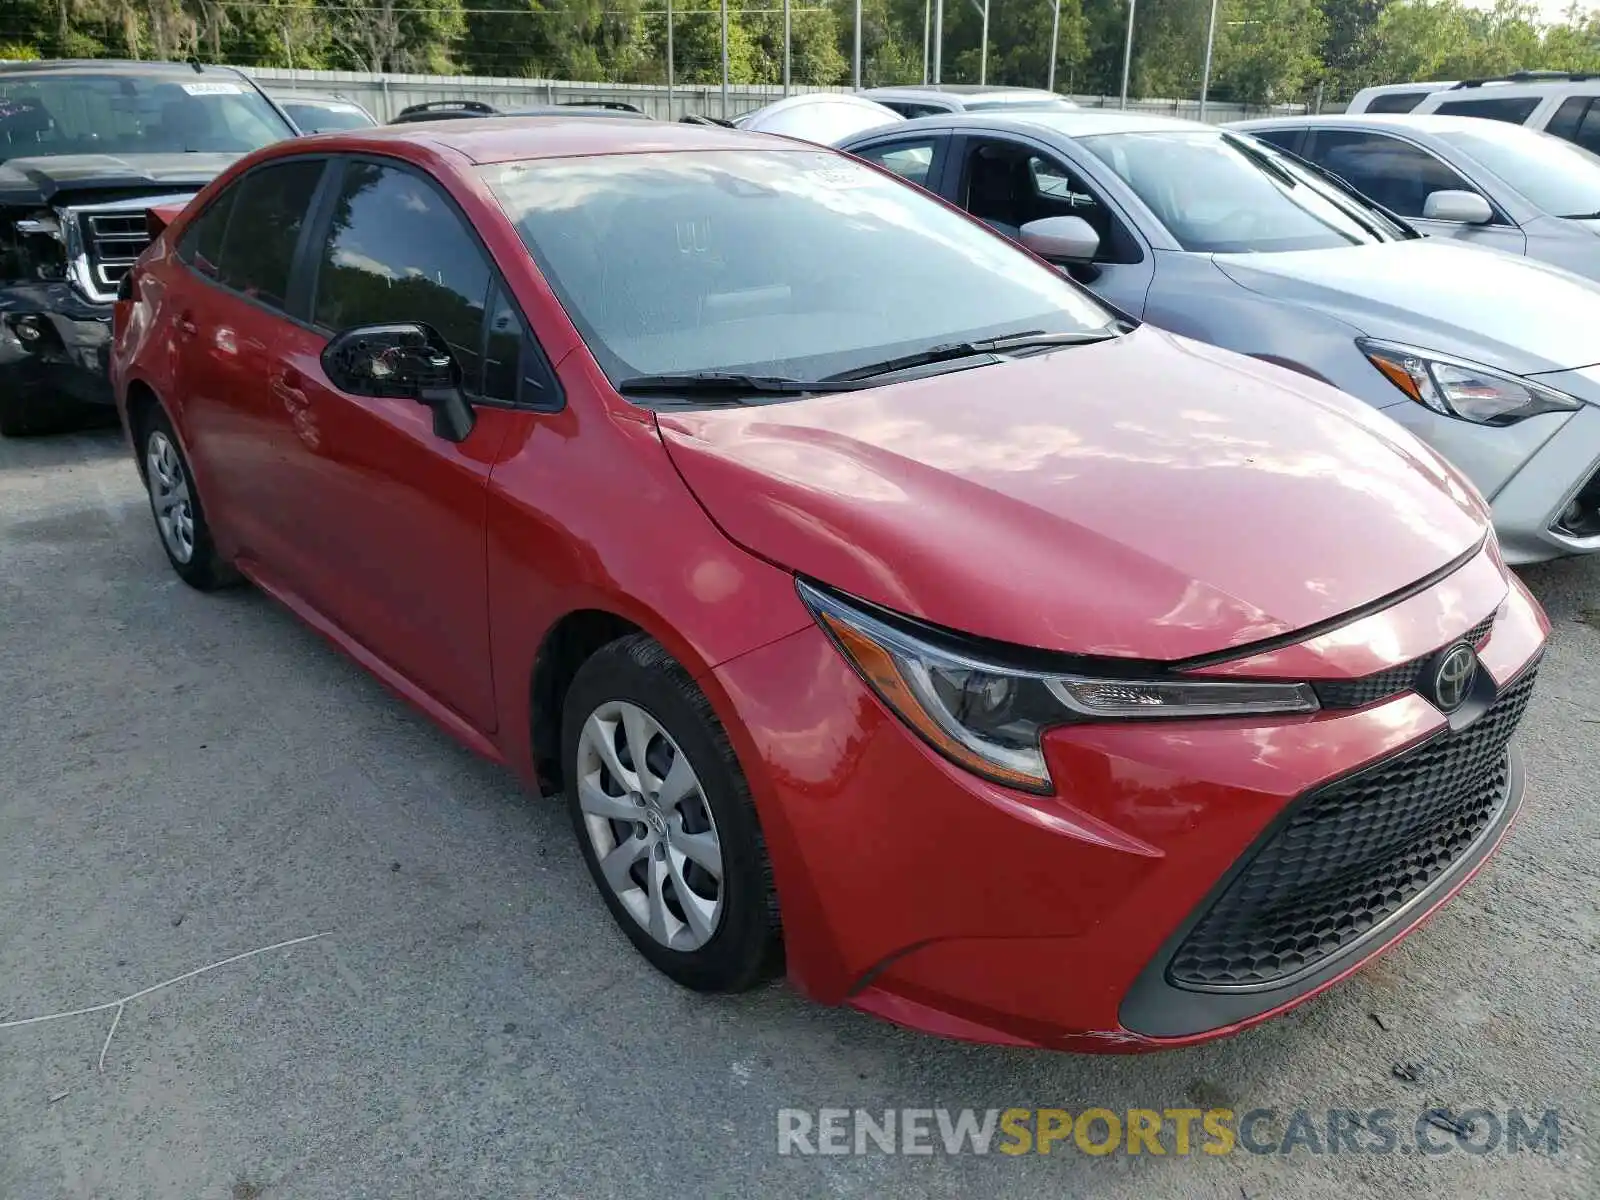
1229 112 1532 137
864 84 1066 104
303 115 790 164
878 109 1207 138
0 58 248 79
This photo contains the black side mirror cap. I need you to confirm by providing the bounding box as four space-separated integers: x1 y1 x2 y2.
321 322 476 443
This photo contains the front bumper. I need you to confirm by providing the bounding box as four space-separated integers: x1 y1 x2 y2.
0 281 114 408
1486 402 1600 562
710 563 1547 1051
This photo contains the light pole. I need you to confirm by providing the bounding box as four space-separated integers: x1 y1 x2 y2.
720 0 729 119
1047 0 1061 92
1198 0 1219 120
933 0 942 84
1119 0 1136 109
853 0 863 89
665 0 674 118
923 0 931 85
979 0 989 86
783 0 791 95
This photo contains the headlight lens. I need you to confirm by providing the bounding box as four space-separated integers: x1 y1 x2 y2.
798 582 1319 794
1360 338 1580 426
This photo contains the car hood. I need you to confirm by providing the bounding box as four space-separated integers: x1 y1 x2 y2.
0 153 240 205
1212 239 1600 377
657 327 1488 661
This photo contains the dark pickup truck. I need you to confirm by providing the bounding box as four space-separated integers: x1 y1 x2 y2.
0 59 297 435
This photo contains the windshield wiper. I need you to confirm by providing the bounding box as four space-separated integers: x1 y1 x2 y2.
1559 210 1600 219
821 329 1117 384
616 371 868 398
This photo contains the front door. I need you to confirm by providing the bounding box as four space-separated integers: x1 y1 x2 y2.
269 158 532 733
943 133 1158 316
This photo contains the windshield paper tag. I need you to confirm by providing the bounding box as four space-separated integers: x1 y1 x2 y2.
181 82 243 96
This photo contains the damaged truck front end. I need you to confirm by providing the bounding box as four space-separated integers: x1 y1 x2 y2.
1 193 192 433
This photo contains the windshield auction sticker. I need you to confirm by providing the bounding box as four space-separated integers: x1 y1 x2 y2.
181 82 243 96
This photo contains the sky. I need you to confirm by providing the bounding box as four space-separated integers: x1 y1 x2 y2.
1462 0 1589 25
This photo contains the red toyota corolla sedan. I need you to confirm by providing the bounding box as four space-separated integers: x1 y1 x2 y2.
110 118 1548 1051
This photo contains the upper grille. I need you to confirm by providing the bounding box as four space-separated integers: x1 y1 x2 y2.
1168 659 1538 991
1313 611 1497 709
81 211 152 298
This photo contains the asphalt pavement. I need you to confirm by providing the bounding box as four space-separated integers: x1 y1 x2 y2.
1 428 1595 1199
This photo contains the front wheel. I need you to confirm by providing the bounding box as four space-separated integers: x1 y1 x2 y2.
562 634 782 992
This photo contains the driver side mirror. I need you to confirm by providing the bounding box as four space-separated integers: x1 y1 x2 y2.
1019 215 1100 263
321 322 475 444
1421 190 1493 225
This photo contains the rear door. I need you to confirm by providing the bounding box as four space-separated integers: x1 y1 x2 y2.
167 156 333 576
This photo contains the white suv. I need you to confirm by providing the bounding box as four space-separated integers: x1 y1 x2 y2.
1347 71 1600 154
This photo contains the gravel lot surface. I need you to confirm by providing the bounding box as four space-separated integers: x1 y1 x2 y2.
1 428 1595 1199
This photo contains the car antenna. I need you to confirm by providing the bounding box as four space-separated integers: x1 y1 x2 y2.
189 58 204 73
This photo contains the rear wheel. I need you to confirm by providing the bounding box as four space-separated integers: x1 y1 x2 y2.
137 405 239 591
562 634 781 992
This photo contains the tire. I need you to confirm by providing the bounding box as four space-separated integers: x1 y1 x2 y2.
0 390 59 437
135 405 240 591
562 633 782 992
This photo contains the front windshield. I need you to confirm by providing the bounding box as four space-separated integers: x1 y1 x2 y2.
1080 129 1395 253
485 149 1116 385
283 101 374 134
1437 126 1600 218
0 72 293 161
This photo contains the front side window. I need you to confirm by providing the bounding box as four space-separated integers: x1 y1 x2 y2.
484 149 1114 386
852 137 938 186
1080 130 1392 252
312 162 491 386
212 159 326 309
1430 96 1541 124
0 72 294 161
1299 130 1478 219
959 140 1141 263
1438 125 1600 217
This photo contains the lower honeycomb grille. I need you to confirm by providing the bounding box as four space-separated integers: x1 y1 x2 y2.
1168 660 1538 991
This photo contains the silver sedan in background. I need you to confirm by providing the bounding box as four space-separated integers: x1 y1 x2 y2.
1229 114 1600 282
832 111 1600 562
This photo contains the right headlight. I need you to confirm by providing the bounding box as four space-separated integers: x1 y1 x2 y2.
799 581 1319 794
1360 338 1581 426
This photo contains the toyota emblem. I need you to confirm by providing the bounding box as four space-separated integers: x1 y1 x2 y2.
1431 643 1478 712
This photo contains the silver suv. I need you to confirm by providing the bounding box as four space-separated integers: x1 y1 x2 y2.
1347 71 1600 156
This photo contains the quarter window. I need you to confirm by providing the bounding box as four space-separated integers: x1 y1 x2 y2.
1364 91 1432 114
211 159 325 309
1430 96 1541 124
312 162 491 387
1302 130 1481 219
1547 96 1600 154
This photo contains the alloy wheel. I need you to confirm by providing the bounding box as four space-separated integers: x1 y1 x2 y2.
575 699 725 951
146 430 195 565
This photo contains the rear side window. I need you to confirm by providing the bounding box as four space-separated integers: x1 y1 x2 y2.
212 159 325 309
1430 96 1541 124
853 137 939 187
1302 130 1479 219
1547 96 1600 154
311 161 492 390
1249 128 1303 155
177 186 238 279
1363 91 1433 114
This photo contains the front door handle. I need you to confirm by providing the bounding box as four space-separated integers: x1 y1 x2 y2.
175 312 197 338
